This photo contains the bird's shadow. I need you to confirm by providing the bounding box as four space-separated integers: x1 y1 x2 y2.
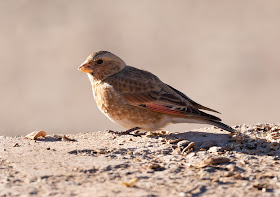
35 125 279 157
155 128 280 157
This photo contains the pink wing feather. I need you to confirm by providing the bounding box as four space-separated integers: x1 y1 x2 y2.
145 103 186 116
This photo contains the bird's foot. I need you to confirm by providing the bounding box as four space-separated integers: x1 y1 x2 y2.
107 127 141 135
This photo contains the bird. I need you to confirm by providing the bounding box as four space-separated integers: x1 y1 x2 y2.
78 51 235 134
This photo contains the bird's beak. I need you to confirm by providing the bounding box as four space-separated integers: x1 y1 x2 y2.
78 63 93 73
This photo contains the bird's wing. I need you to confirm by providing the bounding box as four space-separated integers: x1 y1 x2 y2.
105 66 221 121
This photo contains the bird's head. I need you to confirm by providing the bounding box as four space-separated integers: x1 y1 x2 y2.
78 51 126 81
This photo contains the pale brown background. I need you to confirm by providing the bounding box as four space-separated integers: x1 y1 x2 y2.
0 1 279 136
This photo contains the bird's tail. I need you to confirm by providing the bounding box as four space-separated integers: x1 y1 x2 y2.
207 120 235 133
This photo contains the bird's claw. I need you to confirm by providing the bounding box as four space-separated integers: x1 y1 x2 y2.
107 130 132 135
106 127 142 135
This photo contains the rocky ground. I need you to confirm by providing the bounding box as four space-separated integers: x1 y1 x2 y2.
0 123 280 197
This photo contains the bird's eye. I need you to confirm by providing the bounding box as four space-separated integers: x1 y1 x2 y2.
97 59 103 64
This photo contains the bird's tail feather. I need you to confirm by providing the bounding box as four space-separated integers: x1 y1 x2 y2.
207 120 235 133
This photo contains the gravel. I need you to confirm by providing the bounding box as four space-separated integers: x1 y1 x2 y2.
0 123 279 197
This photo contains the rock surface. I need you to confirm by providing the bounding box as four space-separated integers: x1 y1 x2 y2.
0 124 280 197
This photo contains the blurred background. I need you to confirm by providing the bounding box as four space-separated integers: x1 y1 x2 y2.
0 1 279 136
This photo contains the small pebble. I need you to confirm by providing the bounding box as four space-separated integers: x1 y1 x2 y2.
208 146 223 153
177 140 191 150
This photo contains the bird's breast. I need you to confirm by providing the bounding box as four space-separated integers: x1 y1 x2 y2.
90 82 167 130
92 82 138 126
92 82 119 114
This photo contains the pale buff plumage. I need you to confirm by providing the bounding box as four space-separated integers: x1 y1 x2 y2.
78 51 235 133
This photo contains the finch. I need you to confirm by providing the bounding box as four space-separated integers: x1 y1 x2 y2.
78 51 235 134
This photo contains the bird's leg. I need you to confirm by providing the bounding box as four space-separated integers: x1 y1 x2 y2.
107 127 141 135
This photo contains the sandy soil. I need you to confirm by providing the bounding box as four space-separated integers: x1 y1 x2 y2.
0 123 280 197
